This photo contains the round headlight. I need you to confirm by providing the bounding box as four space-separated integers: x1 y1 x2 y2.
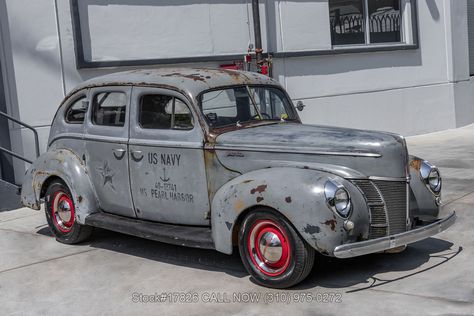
325 180 352 218
334 188 350 213
428 168 442 193
420 161 442 195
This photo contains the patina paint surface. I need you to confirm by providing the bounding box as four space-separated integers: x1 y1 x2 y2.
21 68 443 257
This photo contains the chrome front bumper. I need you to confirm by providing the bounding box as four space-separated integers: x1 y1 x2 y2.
333 212 457 259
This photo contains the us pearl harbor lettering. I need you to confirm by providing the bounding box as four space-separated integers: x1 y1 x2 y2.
141 152 194 204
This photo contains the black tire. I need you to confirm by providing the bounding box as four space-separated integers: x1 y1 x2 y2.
238 209 315 288
44 179 92 244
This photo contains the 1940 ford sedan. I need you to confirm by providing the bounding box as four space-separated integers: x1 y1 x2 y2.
21 68 456 288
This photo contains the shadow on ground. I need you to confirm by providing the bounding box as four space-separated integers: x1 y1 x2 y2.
297 238 460 291
36 226 459 291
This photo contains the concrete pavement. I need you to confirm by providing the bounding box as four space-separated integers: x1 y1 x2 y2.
1 125 474 315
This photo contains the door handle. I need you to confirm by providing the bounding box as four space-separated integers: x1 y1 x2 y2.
130 150 144 162
112 148 126 160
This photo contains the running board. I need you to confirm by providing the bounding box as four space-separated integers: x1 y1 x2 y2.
84 212 215 249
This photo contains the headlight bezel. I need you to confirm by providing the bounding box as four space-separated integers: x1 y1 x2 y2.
324 180 352 218
420 160 442 195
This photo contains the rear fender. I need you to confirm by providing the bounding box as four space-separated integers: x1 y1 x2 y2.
21 149 98 224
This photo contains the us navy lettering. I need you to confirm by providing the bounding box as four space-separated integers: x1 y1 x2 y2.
148 153 181 166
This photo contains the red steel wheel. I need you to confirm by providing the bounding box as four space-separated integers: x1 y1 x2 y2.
247 220 291 276
51 191 75 233
239 209 315 288
45 179 92 244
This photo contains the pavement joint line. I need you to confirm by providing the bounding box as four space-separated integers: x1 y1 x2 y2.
0 213 42 224
363 287 474 305
0 248 98 275
442 189 474 207
0 227 54 239
319 280 473 305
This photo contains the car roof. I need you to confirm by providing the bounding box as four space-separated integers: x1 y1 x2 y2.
71 68 281 100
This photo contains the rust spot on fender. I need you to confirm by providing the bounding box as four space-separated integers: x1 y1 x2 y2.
322 219 337 231
285 196 292 203
410 158 422 171
77 195 83 203
234 199 245 212
256 197 264 203
250 185 267 194
35 170 50 177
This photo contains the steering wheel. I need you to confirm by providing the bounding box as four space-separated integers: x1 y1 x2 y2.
252 113 271 120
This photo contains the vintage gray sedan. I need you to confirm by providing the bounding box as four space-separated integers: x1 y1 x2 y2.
21 68 456 288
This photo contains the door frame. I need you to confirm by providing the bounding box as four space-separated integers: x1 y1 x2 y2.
128 86 210 225
84 85 136 217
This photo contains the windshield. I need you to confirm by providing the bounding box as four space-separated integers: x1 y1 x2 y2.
200 86 298 128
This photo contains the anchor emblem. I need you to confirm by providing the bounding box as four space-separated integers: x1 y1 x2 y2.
160 168 170 182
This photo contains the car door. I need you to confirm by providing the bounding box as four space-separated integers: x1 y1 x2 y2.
128 87 210 225
85 86 136 218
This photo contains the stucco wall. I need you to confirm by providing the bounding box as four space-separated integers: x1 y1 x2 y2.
0 0 472 182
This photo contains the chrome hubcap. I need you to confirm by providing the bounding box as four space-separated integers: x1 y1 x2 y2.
51 191 75 233
58 199 72 223
258 231 283 263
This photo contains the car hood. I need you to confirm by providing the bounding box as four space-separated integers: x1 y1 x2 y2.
212 123 409 179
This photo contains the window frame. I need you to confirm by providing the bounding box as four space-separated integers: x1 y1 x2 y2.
137 94 194 131
328 0 416 49
91 91 128 127
64 94 88 124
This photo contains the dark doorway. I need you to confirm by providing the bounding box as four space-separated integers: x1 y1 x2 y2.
0 62 15 183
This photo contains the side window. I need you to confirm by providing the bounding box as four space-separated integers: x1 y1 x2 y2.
92 92 127 127
139 94 193 130
65 96 88 124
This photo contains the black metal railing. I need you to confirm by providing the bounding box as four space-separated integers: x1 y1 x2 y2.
330 13 401 35
330 14 365 34
0 111 40 164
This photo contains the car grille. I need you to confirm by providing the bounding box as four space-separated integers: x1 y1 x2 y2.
352 180 408 239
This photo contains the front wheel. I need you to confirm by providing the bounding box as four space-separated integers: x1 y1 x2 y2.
238 209 315 288
44 179 92 244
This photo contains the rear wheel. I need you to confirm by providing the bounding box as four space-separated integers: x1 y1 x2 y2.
45 180 92 244
238 209 315 288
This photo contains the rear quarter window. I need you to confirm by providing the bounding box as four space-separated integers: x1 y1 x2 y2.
65 96 88 124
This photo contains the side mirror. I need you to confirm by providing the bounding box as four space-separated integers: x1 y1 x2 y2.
296 100 306 112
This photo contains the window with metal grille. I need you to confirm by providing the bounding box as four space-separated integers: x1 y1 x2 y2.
329 0 404 46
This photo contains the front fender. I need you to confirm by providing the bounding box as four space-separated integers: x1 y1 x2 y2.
21 148 99 224
409 156 440 221
211 167 370 255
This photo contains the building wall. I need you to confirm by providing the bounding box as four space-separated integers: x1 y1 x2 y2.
0 0 472 182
